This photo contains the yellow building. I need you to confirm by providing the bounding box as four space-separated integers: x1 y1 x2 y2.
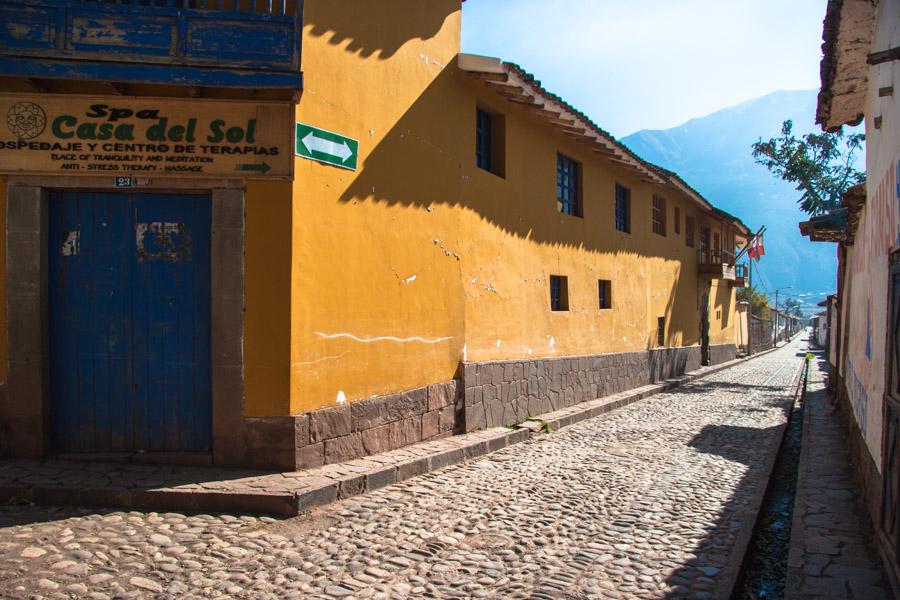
0 0 748 470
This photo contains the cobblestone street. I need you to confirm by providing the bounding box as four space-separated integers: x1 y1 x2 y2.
0 340 806 599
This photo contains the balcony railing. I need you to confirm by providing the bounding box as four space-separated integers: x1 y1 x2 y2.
698 249 737 280
0 0 303 93
698 249 736 265
82 1 296 14
732 264 748 287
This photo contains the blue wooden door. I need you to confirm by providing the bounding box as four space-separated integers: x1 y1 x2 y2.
49 191 211 454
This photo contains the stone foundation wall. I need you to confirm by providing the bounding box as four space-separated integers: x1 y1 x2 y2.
708 343 737 366
832 372 898 591
245 343 735 470
461 346 702 432
834 374 883 545
245 380 460 471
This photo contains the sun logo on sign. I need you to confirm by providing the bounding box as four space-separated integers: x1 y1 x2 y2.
6 102 47 140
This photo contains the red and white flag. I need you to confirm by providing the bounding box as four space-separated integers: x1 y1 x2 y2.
747 233 766 261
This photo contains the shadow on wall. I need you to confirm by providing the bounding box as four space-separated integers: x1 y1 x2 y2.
329 65 707 345
304 0 458 59
645 275 697 357
336 65 704 258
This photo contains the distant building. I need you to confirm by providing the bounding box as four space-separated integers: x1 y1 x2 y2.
0 1 748 470
802 0 900 588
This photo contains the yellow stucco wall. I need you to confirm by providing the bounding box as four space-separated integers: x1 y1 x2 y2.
283 0 740 416
708 278 736 345
457 84 707 360
289 0 466 414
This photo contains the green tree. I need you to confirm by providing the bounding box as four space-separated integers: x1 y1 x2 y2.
752 120 865 216
737 287 771 321
783 297 803 318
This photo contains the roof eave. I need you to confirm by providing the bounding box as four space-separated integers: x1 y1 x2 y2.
459 53 750 234
816 0 877 130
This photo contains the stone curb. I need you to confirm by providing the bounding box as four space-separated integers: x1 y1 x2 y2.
784 360 813 600
714 352 808 600
0 344 791 517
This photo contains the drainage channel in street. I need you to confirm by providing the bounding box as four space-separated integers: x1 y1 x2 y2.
732 357 808 600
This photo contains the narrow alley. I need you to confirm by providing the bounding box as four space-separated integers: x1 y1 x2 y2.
0 337 851 599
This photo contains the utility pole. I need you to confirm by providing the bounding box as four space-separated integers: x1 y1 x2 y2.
773 286 792 347
774 289 779 348
747 259 753 355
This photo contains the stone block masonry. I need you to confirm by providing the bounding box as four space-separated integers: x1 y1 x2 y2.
462 346 705 431
709 343 737 367
245 344 736 469
245 381 459 471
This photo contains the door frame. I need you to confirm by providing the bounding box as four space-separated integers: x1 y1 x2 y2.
4 176 247 466
881 254 900 569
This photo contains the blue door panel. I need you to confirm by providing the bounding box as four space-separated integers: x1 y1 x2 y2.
49 191 211 454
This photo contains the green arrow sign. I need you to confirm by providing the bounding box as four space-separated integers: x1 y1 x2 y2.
296 123 359 171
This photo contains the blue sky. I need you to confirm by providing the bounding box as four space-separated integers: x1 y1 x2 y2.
461 0 827 138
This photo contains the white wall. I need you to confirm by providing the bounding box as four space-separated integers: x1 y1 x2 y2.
844 0 900 473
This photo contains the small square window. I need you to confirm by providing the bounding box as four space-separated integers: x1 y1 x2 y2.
615 184 630 233
550 275 569 311
599 280 612 310
685 216 695 248
674 206 681 234
557 153 581 217
657 316 666 346
652 196 667 236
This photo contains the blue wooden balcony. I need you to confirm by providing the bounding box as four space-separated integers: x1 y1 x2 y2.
0 0 302 96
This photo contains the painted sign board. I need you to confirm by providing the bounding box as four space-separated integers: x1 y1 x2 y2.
0 94 293 179
296 123 359 171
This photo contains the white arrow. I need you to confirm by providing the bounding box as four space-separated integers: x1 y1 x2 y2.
302 131 354 162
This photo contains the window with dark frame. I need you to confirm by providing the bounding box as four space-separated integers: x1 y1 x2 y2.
685 216 695 247
615 184 630 233
550 275 569 311
652 196 666 236
657 317 665 346
557 153 581 217
476 108 493 172
598 279 612 310
674 206 681 234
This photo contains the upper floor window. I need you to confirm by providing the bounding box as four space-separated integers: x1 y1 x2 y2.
685 216 695 247
699 226 711 254
476 108 493 172
615 184 630 233
674 206 681 234
475 108 505 177
550 275 569 311
557 153 581 217
652 196 667 236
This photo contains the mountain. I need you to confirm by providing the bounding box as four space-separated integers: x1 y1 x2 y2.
621 89 840 314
